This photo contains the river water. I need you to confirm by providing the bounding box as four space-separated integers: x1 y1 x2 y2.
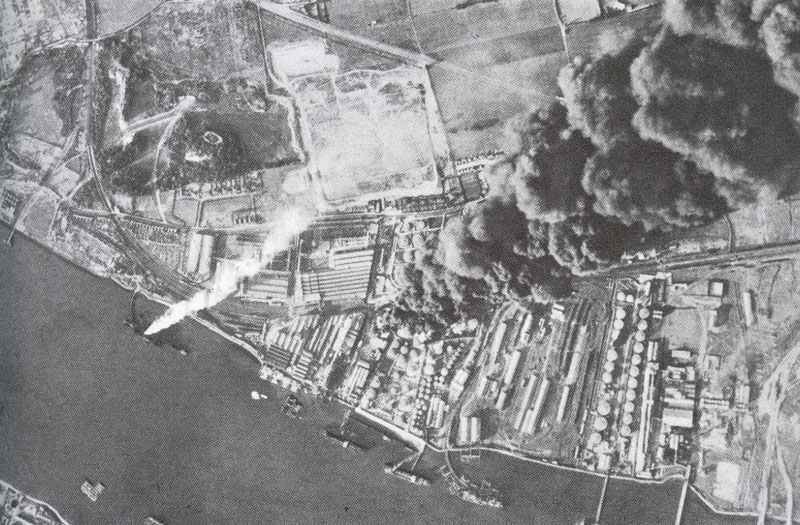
0 228 756 524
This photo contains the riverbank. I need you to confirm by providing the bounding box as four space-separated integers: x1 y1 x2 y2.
0 225 763 524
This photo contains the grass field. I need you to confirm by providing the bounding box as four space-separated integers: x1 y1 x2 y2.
429 51 566 157
329 0 558 52
130 2 264 79
198 194 253 228
728 198 798 248
0 0 84 81
96 0 162 35
564 6 662 59
171 195 200 226
7 55 72 147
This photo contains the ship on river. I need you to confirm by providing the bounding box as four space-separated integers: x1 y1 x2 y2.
383 464 431 486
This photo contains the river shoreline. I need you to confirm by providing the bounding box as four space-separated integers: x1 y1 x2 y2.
0 225 761 524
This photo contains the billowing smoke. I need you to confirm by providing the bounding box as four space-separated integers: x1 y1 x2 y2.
486 105 594 223
144 206 312 335
762 2 800 96
393 0 800 318
630 30 800 200
662 0 760 47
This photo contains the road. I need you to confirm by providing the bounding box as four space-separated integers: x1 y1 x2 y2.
756 340 800 525
602 240 800 279
123 96 195 139
248 0 436 66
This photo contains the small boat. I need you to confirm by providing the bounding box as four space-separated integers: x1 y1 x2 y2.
250 390 268 400
80 479 105 502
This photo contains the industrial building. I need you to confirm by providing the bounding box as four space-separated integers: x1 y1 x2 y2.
237 271 290 303
299 247 377 303
0 188 20 224
344 359 371 404
181 231 215 278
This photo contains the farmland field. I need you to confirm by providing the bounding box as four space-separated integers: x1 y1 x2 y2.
6 51 83 147
96 0 163 35
125 2 264 78
429 51 566 157
563 6 662 59
0 0 84 81
329 0 558 53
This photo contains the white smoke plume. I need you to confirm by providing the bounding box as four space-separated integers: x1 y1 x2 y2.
144 206 313 335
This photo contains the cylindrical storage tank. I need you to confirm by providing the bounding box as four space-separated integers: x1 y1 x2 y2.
626 389 637 402
624 401 636 413
594 416 608 431
604 361 615 373
626 294 634 303
606 349 618 362
629 366 640 378
628 377 639 390
597 400 611 416
588 432 602 446
637 319 648 331
620 425 632 437
622 413 634 426
616 291 626 302
635 331 646 342
633 342 645 354
639 308 650 319
613 319 624 330
602 372 613 384
632 354 643 366
615 308 626 320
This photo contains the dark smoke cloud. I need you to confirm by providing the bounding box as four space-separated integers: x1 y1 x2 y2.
560 42 730 227
583 142 727 229
486 105 594 223
762 2 800 96
559 43 644 151
630 29 800 200
393 0 800 318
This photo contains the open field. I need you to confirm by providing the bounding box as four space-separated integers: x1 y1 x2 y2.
184 108 298 171
429 51 566 156
124 2 263 80
198 194 253 228
0 0 84 80
5 51 83 148
564 6 662 59
329 0 558 53
267 38 440 204
728 198 800 249
326 0 566 157
96 0 163 35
